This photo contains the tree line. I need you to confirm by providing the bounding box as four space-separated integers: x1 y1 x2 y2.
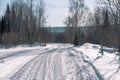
0 0 52 47
0 0 69 48
64 0 120 54
0 0 120 53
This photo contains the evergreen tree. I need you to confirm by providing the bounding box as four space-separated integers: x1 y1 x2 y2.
0 16 6 34
4 4 11 33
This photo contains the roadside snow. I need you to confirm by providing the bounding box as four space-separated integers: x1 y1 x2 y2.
0 55 37 80
75 43 120 80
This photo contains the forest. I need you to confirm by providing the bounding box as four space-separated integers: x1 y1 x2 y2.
0 0 120 53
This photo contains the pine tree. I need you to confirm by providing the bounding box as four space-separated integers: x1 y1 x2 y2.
4 4 11 33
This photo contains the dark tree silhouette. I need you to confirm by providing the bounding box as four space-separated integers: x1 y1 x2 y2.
73 33 79 46
0 17 6 35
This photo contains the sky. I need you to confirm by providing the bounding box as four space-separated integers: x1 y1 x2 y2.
0 0 95 26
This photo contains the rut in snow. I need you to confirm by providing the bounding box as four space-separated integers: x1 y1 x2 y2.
10 47 103 80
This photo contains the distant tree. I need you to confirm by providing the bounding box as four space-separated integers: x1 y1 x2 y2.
0 17 6 35
64 27 75 43
37 0 46 28
65 0 89 45
94 0 113 55
73 32 79 46
12 0 46 43
10 4 16 32
0 1 2 44
0 17 6 44
94 6 104 55
4 4 11 33
106 0 120 52
0 1 1 14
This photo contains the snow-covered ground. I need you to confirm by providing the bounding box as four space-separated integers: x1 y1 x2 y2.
75 43 120 80
0 43 120 80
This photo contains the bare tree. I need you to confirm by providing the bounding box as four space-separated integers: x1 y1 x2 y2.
101 0 120 52
0 0 47 46
93 0 112 55
65 0 88 46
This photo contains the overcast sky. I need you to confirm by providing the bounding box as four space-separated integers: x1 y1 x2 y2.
0 0 95 26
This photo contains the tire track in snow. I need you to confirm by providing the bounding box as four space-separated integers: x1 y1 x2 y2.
10 48 58 80
10 46 104 80
59 48 99 80
43 48 64 80
72 49 104 80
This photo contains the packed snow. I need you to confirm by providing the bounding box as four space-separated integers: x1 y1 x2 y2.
0 43 120 80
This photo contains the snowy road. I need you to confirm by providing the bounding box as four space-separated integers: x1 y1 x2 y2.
0 44 104 80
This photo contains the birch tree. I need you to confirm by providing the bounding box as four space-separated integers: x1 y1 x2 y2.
65 0 88 45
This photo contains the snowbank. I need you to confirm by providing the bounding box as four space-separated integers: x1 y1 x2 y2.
75 43 120 80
